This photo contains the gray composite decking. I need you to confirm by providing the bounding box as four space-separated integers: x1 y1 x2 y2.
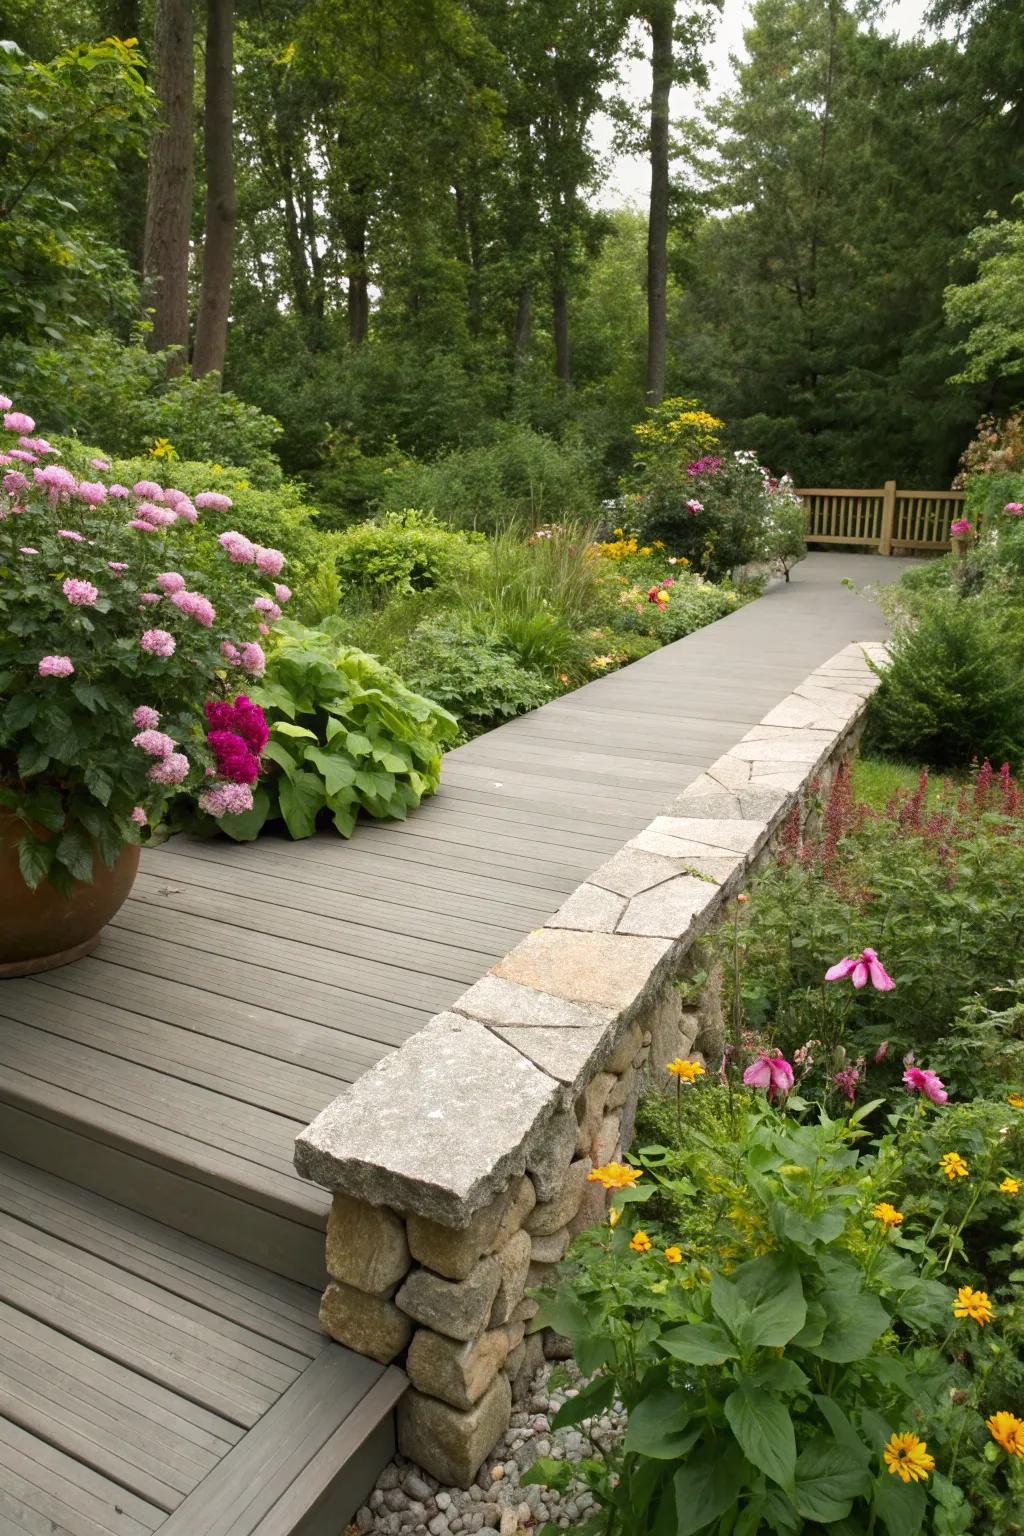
0 553 907 1285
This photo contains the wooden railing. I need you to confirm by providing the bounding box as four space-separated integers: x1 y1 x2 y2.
796 481 965 555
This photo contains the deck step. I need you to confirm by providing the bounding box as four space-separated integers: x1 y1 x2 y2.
0 1157 404 1535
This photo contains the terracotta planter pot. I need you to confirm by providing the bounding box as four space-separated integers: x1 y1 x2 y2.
0 813 140 978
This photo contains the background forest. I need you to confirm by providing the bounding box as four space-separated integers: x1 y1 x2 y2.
1 0 1023 514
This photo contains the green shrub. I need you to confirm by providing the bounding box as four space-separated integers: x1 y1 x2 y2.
376 424 599 533
865 591 1024 768
330 508 486 601
395 619 555 737
206 621 458 840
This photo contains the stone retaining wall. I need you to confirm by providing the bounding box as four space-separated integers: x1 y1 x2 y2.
295 642 886 1487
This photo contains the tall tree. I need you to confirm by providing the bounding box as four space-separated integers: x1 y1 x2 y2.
142 0 194 365
193 0 236 379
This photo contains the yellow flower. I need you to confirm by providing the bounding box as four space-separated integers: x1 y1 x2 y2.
940 1152 969 1180
630 1230 652 1254
588 1162 642 1191
590 655 614 670
986 1411 1024 1459
664 1245 683 1264
149 436 178 460
872 1202 904 1228
667 1058 705 1083
613 528 623 537
883 1432 935 1484
999 1176 1020 1196
953 1285 994 1326
608 1207 622 1229
1008 1092 1024 1110
639 545 653 556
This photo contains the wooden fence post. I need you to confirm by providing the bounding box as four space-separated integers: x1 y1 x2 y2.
879 480 896 556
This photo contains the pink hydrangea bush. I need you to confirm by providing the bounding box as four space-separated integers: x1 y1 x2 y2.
0 400 287 893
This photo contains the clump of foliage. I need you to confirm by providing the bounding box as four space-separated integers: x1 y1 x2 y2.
330 508 487 601
207 621 458 841
865 590 1024 768
396 618 556 738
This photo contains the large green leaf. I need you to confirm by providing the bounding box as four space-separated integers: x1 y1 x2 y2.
277 771 327 839
305 747 358 797
872 1471 926 1536
17 834 52 890
55 824 95 883
794 1437 872 1523
713 1254 806 1348
624 1390 700 1460
551 1374 614 1430
673 1442 747 1535
17 741 49 777
724 1385 796 1491
659 1321 739 1365
812 1287 889 1363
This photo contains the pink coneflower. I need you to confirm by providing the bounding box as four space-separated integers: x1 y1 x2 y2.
132 729 176 758
199 782 255 816
156 571 186 594
825 948 895 991
38 655 74 677
903 1067 948 1105
254 546 286 575
170 590 216 627
140 628 176 657
147 751 189 785
62 577 99 606
195 491 233 511
742 1051 794 1102
4 411 35 433
132 705 160 729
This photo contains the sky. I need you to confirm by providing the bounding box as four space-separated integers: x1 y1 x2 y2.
593 0 935 207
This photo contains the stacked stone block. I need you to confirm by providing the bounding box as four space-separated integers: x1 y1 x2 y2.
295 642 887 1488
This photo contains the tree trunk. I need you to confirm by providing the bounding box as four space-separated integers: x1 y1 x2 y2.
102 0 146 271
645 0 673 405
142 0 194 369
552 279 571 384
344 183 370 345
513 286 531 361
193 0 236 380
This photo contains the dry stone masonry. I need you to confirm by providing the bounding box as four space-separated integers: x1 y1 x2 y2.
295 641 887 1487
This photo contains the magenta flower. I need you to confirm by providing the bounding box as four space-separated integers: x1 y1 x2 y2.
140 628 176 657
148 751 189 785
833 1064 861 1102
35 465 76 497
742 1051 795 1102
205 695 269 754
62 577 99 606
196 491 233 511
207 729 260 784
199 782 255 817
132 705 160 730
132 729 176 758
825 947 895 991
950 518 973 537
4 410 35 433
38 654 74 678
903 1067 948 1105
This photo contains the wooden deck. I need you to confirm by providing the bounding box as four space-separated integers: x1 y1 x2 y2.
0 552 908 1531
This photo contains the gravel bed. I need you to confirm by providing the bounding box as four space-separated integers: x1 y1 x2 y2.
348 1362 624 1536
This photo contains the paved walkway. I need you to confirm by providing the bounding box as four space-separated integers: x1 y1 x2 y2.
0 552 907 1286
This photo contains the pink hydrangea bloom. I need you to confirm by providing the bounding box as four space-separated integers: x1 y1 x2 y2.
130 806 147 825
903 1066 948 1105
220 640 241 665
132 705 160 729
62 577 99 606
825 947 895 991
139 592 161 604
218 530 256 564
108 561 128 573
195 491 233 511
686 499 704 514
174 499 198 524
132 729 176 758
274 583 292 603
57 528 84 541
108 483 130 499
133 480 164 501
4 411 35 433
90 457 111 471
156 571 186 594
742 1051 794 1102
0 394 11 411
19 436 54 455
254 546 286 575
140 628 176 657
3 470 28 495
75 480 107 505
1004 502 1024 515
199 782 255 817
148 751 189 785
170 590 216 627
258 622 270 636
38 654 74 677
36 464 77 497
253 596 282 622
239 641 266 676
137 503 177 527
129 519 159 532
7 449 37 463
19 546 38 555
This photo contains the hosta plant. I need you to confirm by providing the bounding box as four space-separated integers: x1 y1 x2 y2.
205 620 458 841
0 400 286 891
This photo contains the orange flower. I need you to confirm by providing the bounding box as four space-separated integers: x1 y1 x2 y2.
999 1176 1020 1196
940 1152 969 1180
664 1245 683 1264
987 1412 1024 1459
872 1202 904 1228
629 1230 652 1254
953 1285 994 1326
667 1058 705 1083
588 1162 641 1191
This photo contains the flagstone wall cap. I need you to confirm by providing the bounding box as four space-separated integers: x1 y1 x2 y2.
295 1013 562 1226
